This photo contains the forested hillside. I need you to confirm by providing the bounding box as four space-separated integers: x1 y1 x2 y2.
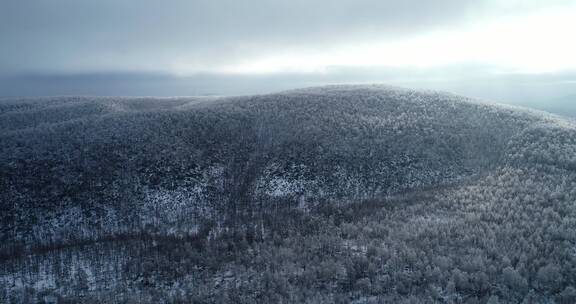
1 85 576 303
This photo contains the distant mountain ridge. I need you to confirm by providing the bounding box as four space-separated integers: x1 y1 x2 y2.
520 94 576 119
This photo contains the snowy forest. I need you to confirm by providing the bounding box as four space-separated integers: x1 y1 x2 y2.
1 85 576 303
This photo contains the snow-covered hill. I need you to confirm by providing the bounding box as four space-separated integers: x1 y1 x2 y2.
1 85 576 303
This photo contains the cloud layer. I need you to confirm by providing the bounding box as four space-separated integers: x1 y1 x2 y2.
2 0 573 75
1 0 576 105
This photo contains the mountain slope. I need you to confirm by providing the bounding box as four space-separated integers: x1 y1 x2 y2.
0 86 541 249
1 85 576 303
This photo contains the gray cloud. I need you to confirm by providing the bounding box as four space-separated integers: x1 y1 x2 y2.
1 0 568 74
2 0 576 110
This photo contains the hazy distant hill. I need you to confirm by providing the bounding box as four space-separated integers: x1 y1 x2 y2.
2 85 576 303
523 94 576 119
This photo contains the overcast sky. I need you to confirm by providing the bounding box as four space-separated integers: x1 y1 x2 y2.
1 0 576 107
